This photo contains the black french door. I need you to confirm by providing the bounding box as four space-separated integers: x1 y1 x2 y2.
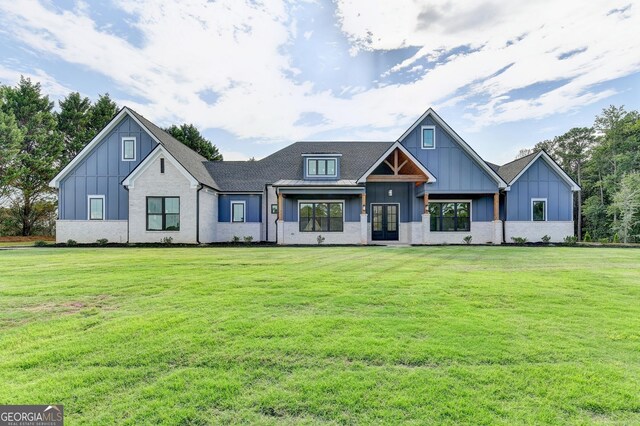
371 204 399 241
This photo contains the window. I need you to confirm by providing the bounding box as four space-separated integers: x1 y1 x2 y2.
231 201 246 223
160 158 165 174
88 196 104 220
429 201 470 232
532 199 547 221
421 126 435 149
306 158 337 177
299 202 343 232
147 197 180 231
122 137 136 161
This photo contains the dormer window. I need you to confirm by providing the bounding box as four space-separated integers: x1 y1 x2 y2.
306 157 337 177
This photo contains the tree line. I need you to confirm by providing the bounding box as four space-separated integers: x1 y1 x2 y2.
517 105 640 243
0 77 222 236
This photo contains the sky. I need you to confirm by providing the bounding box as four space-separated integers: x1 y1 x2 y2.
0 0 639 164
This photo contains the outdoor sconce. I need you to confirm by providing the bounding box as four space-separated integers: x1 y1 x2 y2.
387 189 393 196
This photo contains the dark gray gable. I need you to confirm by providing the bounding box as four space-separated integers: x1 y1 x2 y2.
496 152 538 183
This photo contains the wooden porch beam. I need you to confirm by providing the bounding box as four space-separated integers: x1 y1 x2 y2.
361 193 366 213
493 192 499 221
367 174 428 182
423 193 429 213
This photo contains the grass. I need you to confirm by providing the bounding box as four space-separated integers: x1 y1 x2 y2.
0 236 54 247
0 246 639 425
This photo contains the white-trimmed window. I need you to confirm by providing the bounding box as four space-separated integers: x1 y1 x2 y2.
122 137 136 161
299 201 344 232
306 157 337 177
421 125 436 149
88 195 105 220
231 201 246 223
532 198 547 221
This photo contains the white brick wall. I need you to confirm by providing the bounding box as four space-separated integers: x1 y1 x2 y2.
216 222 262 242
199 189 217 243
505 221 574 243
128 154 198 243
56 220 128 243
280 221 361 244
425 221 495 244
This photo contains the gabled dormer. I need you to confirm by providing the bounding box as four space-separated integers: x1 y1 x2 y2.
302 153 341 180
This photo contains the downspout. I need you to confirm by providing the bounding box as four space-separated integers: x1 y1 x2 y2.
124 185 130 244
275 187 279 245
502 190 507 244
264 183 269 242
196 185 203 244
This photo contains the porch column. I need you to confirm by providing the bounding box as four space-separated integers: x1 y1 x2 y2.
492 192 503 244
422 192 430 244
360 192 368 244
277 192 285 245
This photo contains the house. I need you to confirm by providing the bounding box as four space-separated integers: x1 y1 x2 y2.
49 107 580 245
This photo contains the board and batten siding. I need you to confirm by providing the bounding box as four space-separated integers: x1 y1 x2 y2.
58 115 157 220
400 116 499 193
506 157 573 221
218 194 262 222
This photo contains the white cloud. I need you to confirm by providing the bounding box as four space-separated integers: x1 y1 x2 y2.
0 66 77 101
0 0 638 151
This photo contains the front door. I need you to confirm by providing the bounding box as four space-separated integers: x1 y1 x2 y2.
371 204 399 241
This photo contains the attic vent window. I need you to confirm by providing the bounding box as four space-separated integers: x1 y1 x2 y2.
306 158 337 177
122 137 136 161
421 126 435 149
160 158 165 174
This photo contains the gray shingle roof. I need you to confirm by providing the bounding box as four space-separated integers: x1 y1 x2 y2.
495 151 539 183
127 108 220 190
206 141 394 192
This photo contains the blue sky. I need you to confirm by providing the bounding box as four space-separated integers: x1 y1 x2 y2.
0 0 639 164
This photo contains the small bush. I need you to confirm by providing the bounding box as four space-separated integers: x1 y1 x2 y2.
231 236 240 243
541 235 551 243
563 235 578 246
243 236 253 244
462 235 472 245
161 236 173 245
511 236 527 245
598 238 609 244
612 233 620 243
66 239 78 246
583 232 591 242
34 240 48 247
317 235 325 245
96 238 109 246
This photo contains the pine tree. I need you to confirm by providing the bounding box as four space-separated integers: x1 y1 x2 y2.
0 76 63 235
89 93 117 138
57 92 92 164
164 123 223 161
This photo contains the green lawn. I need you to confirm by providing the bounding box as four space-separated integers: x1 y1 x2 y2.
0 246 639 425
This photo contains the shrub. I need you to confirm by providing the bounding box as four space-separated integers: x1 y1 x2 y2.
563 235 578 246
541 235 551 243
583 232 592 242
511 236 527 245
462 235 472 245
34 240 48 247
612 233 620 243
96 238 109 246
317 235 325 245
243 235 253 244
231 236 240 243
66 239 78 246
598 238 609 244
161 236 173 245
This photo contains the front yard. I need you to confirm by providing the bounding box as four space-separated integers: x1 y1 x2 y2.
0 246 638 424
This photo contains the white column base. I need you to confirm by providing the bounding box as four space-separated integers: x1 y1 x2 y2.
492 220 503 244
422 213 430 244
360 213 368 244
276 220 285 245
